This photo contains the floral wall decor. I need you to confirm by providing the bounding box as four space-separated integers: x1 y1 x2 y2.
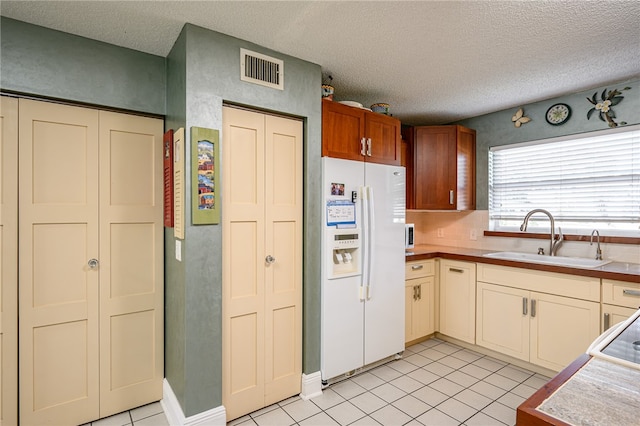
586 86 632 128
511 108 531 128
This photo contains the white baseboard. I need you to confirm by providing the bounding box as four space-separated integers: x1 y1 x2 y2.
299 372 323 400
162 379 227 425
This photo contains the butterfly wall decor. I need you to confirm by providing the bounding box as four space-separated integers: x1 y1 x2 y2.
511 108 531 128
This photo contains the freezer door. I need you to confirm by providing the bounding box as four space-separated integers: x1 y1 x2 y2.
321 274 365 380
321 157 366 380
363 163 406 365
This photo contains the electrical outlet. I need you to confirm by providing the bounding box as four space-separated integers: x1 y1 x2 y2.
437 228 444 238
470 229 477 240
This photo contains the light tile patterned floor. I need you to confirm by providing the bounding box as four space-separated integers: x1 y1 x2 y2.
229 338 550 426
83 401 169 426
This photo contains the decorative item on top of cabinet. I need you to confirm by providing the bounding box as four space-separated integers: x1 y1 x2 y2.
322 98 401 165
405 260 435 345
409 125 476 210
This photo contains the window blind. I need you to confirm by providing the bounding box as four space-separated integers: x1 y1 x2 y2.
489 126 640 235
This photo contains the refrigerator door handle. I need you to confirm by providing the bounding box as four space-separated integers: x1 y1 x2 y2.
366 186 375 300
360 185 369 301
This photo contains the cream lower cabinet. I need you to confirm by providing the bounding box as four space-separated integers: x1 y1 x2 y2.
405 260 435 344
476 264 600 372
439 260 476 344
602 279 640 331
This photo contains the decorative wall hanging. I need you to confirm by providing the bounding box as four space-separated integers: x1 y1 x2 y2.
545 103 571 125
191 126 220 225
586 87 631 128
511 108 531 128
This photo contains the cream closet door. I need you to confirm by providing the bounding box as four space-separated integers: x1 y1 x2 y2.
222 106 302 421
1 96 18 426
19 99 100 425
19 99 163 425
98 111 164 417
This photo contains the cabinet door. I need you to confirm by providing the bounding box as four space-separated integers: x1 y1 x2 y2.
413 276 435 338
414 126 457 209
476 282 529 362
322 100 365 161
530 292 600 372
365 112 401 165
405 283 415 342
455 126 476 210
602 304 637 332
439 260 476 344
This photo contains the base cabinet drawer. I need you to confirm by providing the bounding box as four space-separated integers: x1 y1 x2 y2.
602 279 640 310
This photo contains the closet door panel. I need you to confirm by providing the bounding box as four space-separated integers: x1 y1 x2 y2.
98 111 163 417
264 115 302 405
19 99 100 426
0 96 18 426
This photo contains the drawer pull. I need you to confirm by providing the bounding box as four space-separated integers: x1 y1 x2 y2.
411 265 424 270
623 289 640 297
449 268 464 273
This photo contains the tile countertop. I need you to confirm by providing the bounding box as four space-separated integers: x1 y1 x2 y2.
405 244 640 283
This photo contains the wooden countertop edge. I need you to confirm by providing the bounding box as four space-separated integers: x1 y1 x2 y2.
406 250 640 283
515 353 591 426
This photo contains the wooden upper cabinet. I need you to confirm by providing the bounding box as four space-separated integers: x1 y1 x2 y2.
411 125 476 210
322 99 401 165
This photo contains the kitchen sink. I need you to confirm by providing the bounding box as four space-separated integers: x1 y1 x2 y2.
483 251 612 269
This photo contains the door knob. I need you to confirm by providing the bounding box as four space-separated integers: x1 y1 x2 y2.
265 255 276 265
88 258 99 269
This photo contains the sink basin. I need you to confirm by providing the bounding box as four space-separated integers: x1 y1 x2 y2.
483 251 612 269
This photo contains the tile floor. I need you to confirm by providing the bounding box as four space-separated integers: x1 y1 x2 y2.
83 401 169 426
230 338 551 426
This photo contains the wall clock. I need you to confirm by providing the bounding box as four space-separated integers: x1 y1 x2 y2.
546 103 571 125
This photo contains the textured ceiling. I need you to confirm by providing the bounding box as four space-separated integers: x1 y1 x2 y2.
2 1 639 125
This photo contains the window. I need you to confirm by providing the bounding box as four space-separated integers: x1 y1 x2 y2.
489 125 640 236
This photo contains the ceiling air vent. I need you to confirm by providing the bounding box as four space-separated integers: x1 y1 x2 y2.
240 48 284 90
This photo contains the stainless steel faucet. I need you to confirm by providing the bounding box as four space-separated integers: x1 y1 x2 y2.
590 229 603 260
520 209 563 256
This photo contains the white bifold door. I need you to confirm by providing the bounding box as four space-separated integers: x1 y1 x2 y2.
18 99 164 425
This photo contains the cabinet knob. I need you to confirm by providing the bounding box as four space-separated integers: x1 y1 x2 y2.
88 258 99 269
265 255 276 265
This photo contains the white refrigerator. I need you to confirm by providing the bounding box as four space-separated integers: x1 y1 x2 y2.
321 157 406 382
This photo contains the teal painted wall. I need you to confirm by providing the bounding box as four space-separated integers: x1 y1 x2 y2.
164 24 322 417
456 79 640 210
164 30 188 412
0 17 165 115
